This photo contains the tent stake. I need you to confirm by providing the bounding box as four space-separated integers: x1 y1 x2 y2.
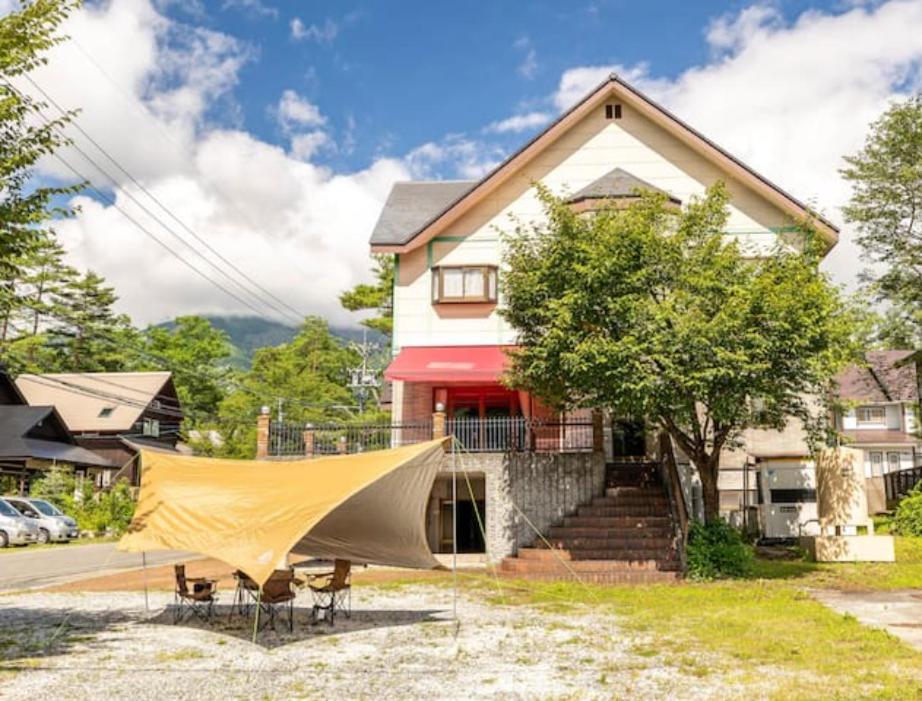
252 586 262 644
141 551 149 612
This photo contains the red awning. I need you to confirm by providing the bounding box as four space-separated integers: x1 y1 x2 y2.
385 346 513 383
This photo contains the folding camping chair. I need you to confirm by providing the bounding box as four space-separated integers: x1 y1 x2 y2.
172 564 218 624
308 559 352 626
256 569 298 633
229 570 260 620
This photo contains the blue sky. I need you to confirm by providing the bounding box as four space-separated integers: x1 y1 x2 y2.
169 0 842 175
15 0 922 325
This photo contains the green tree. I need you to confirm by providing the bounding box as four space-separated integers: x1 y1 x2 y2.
0 0 82 279
141 316 233 419
340 255 394 336
841 95 922 348
51 270 138 371
211 316 359 457
501 184 858 522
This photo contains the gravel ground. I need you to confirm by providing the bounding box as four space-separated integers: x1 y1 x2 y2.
0 585 776 700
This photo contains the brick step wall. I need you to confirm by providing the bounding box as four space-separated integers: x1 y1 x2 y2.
501 458 682 583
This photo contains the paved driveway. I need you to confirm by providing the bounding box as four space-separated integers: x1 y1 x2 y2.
0 542 193 592
813 589 922 651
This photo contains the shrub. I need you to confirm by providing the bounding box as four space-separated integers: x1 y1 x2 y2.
686 519 754 580
30 467 136 535
892 485 922 537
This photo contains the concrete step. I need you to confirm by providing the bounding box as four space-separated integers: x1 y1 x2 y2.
536 536 675 551
501 569 682 584
519 547 677 562
578 506 670 518
562 515 672 528
603 486 667 498
500 557 681 573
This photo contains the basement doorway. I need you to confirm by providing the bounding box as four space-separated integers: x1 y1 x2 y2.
428 474 486 554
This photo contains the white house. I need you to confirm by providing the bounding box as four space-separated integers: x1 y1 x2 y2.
364 74 841 577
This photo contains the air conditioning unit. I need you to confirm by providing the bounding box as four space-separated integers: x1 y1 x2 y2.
758 460 820 540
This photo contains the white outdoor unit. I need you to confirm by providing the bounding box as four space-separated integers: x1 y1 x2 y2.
757 460 820 540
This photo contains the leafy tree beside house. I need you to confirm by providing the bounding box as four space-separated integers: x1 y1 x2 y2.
841 94 922 348
501 184 859 523
339 255 394 337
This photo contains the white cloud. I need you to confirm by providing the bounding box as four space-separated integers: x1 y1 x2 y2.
290 131 331 160
484 111 552 134
274 89 326 131
405 137 504 180
552 0 922 291
514 36 539 79
221 0 277 19
290 17 339 44
20 0 409 327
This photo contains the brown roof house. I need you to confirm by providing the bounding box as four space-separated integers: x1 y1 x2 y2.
16 372 185 486
833 351 921 511
0 370 114 491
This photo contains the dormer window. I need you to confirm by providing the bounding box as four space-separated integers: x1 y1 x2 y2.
856 406 886 424
432 265 498 304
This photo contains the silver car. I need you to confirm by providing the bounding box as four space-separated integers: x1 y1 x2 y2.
5 496 79 544
0 497 40 547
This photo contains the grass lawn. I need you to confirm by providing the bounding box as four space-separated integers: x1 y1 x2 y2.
422 536 922 701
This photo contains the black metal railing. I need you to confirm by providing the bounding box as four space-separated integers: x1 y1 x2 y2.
885 464 922 503
267 416 595 457
269 420 433 458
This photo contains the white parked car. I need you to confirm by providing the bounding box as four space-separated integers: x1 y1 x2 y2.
5 496 79 544
0 497 40 547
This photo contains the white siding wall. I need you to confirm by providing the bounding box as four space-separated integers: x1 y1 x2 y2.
393 101 799 352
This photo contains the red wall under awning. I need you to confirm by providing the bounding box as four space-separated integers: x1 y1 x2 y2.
385 346 514 383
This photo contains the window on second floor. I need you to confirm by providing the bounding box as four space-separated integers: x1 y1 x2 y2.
142 418 160 438
431 265 498 304
856 406 886 424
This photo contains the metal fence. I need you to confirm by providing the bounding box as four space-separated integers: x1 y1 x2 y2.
885 464 922 503
269 420 433 458
268 416 595 457
447 416 594 453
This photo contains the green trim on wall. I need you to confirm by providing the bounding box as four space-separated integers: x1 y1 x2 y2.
391 253 399 345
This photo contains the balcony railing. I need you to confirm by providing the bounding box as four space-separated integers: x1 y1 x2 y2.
266 416 595 458
885 464 922 503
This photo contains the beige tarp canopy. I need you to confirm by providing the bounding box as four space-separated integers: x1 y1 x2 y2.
118 439 447 586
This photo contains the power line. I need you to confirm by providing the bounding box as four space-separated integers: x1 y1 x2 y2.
8 79 304 326
21 73 307 324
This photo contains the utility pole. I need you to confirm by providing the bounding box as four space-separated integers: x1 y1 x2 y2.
348 328 380 415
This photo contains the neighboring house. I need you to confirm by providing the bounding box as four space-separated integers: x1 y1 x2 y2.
0 371 114 492
15 372 184 486
310 74 839 576
833 351 921 512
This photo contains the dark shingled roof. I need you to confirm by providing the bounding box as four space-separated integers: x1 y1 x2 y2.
565 167 681 205
0 405 114 467
369 181 476 246
836 350 919 403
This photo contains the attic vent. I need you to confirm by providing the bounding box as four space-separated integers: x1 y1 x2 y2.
98 406 115 418
604 104 622 120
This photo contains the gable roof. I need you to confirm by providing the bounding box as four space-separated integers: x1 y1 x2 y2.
0 405 114 467
15 372 178 433
370 180 476 247
565 167 681 205
370 73 839 253
836 350 919 403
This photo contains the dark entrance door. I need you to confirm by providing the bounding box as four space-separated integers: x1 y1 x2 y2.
611 419 646 457
440 500 486 553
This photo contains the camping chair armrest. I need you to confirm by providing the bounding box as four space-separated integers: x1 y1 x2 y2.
307 571 334 582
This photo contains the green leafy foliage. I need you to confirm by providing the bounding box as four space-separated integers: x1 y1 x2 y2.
501 184 859 521
27 465 135 534
892 485 922 537
841 94 922 347
686 520 754 580
339 255 394 336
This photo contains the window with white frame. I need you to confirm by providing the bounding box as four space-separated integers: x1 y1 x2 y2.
856 406 886 425
143 418 160 438
431 265 498 304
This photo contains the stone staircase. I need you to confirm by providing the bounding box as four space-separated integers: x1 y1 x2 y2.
499 460 683 584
